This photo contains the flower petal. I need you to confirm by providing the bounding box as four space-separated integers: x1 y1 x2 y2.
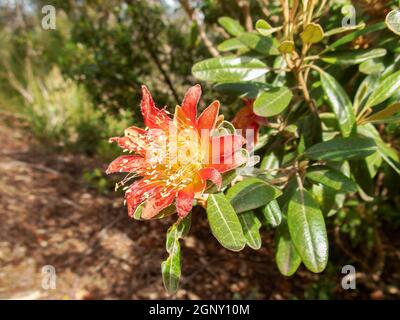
232 105 255 130
174 105 192 127
199 167 222 191
109 136 147 156
124 125 147 137
197 100 220 133
106 155 145 174
182 84 201 125
208 151 247 173
141 85 171 130
109 126 149 155
176 184 194 218
193 172 206 194
141 191 175 220
209 134 245 164
125 180 158 216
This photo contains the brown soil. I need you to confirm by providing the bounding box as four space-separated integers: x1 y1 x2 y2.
0 115 399 300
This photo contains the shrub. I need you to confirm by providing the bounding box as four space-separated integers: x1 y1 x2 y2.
107 1 400 293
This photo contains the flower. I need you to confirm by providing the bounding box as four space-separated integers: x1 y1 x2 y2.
232 99 268 145
107 85 246 220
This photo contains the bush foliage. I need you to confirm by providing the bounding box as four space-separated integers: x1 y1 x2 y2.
1 0 400 297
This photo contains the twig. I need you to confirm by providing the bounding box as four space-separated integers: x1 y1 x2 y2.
238 0 253 32
256 0 271 17
179 0 220 57
334 226 370 270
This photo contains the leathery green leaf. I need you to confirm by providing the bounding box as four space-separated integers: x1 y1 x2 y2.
305 137 377 161
321 48 387 65
238 32 279 55
161 215 191 293
238 211 262 250
385 9 400 35
365 69 400 108
275 220 302 276
253 87 293 117
218 17 245 36
320 70 355 137
263 199 282 227
206 193 246 251
288 188 328 273
226 177 282 213
192 56 269 82
217 38 247 52
306 166 357 193
363 103 400 124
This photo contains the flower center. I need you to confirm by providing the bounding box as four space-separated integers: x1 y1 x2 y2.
143 127 203 196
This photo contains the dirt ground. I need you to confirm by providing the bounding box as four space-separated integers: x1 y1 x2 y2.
0 114 399 300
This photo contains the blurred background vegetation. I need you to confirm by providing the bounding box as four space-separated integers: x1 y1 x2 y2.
0 0 399 300
1 0 261 157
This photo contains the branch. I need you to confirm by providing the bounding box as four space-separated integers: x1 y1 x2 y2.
179 0 219 57
256 0 271 17
146 45 180 104
238 0 253 32
141 15 180 104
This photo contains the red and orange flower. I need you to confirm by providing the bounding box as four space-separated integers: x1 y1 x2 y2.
107 85 246 220
232 98 268 145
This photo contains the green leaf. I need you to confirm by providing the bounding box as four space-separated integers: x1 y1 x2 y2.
359 124 400 175
214 82 273 99
238 32 279 55
320 71 355 137
305 137 377 161
306 166 357 193
323 22 385 53
255 19 279 36
218 16 244 36
192 56 269 82
161 244 181 293
238 211 262 250
272 55 287 86
217 38 247 52
311 183 337 215
385 9 400 35
365 70 400 108
262 200 282 227
321 48 387 65
261 152 279 170
278 40 295 53
300 23 324 43
354 73 380 113
226 177 282 213
363 103 400 124
288 188 328 273
324 22 365 37
275 221 301 276
298 112 322 152
206 193 246 251
260 152 280 179
253 87 293 117
378 146 400 175
161 215 191 293
359 59 385 75
365 150 383 177
350 159 375 197
365 115 400 124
